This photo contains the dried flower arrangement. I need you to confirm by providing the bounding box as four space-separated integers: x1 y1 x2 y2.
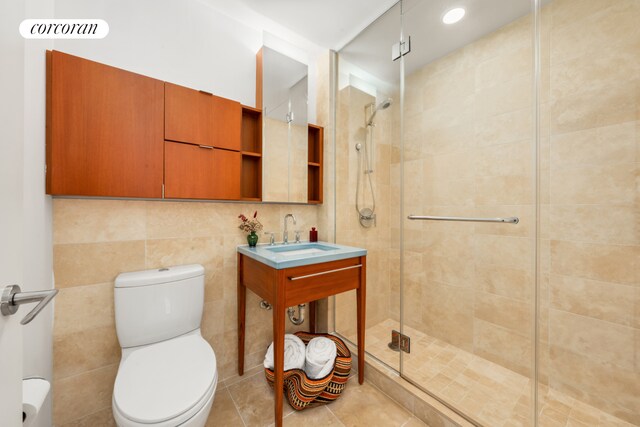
238 211 263 234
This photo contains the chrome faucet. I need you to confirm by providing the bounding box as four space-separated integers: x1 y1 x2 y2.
283 214 297 244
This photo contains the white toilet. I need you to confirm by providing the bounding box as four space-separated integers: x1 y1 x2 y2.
112 264 217 427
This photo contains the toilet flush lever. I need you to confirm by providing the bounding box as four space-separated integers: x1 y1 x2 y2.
0 285 58 325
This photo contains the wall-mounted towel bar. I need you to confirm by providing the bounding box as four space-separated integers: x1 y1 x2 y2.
407 215 519 224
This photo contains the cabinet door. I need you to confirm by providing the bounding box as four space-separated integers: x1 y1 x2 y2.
213 149 241 200
211 95 242 151
47 51 164 197
164 141 217 199
165 83 214 146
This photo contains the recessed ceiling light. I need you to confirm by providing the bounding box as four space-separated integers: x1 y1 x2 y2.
442 7 466 25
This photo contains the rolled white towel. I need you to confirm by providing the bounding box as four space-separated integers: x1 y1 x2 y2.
264 334 306 371
305 337 337 379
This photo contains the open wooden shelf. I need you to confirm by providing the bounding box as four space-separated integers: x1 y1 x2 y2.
307 124 323 204
241 151 262 157
241 106 262 200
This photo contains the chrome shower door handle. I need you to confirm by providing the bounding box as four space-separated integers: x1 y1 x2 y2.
0 285 58 325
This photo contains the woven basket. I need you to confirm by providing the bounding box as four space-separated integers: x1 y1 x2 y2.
264 332 351 410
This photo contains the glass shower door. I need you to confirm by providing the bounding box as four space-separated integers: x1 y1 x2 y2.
333 2 404 372
399 1 537 425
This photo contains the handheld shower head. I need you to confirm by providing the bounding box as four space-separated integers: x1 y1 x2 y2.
366 98 393 126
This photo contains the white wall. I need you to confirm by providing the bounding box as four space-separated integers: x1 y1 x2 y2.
22 0 55 425
1 0 55 426
0 0 26 424
53 0 323 111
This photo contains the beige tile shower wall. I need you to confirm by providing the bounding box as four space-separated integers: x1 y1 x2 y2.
541 0 640 423
399 11 537 375
334 86 395 341
51 199 320 426
397 0 639 423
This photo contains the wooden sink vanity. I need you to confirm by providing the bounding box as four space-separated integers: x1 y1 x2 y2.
236 248 367 427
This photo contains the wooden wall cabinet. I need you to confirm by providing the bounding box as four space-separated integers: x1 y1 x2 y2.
213 149 242 200
164 142 241 200
46 50 164 197
165 82 242 151
46 51 266 203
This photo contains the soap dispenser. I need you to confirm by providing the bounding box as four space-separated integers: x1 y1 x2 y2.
310 227 318 242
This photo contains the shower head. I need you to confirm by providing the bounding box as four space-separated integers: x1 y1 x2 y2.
378 98 393 110
366 98 393 126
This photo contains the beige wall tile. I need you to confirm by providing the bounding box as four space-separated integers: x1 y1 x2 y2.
549 346 640 424
549 309 635 370
475 47 532 90
475 108 532 147
549 163 637 205
475 175 533 206
475 265 532 302
474 292 532 336
549 205 639 245
54 326 120 380
421 67 475 112
474 141 532 178
550 275 637 326
550 122 637 168
53 199 146 244
550 83 638 134
424 255 474 288
550 1 640 64
200 299 225 340
474 235 533 270
550 44 640 101
475 76 532 119
473 320 532 376
54 283 115 336
53 364 118 426
422 282 474 352
145 201 223 240
551 240 639 285
54 241 146 288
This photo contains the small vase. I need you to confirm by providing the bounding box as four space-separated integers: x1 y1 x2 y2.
247 231 259 247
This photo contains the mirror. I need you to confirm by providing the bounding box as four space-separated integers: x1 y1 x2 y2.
259 46 308 203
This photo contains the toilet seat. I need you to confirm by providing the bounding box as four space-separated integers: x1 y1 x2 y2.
113 333 217 426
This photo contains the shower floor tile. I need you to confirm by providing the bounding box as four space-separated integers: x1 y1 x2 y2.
344 318 637 427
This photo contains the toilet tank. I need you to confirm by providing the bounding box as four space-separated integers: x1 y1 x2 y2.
115 264 205 348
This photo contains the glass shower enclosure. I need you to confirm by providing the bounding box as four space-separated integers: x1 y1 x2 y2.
333 0 640 425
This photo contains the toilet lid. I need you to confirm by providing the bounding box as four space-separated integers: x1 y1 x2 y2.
113 333 217 424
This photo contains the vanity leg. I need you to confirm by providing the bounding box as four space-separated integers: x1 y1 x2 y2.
356 256 366 384
237 253 246 376
309 300 316 334
272 296 286 427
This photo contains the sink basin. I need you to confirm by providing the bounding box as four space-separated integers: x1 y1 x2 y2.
265 243 338 257
237 241 367 269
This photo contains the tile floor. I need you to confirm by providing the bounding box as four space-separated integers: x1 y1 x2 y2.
207 364 427 427
346 319 637 427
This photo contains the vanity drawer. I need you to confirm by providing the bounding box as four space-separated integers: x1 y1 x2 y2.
284 257 364 306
